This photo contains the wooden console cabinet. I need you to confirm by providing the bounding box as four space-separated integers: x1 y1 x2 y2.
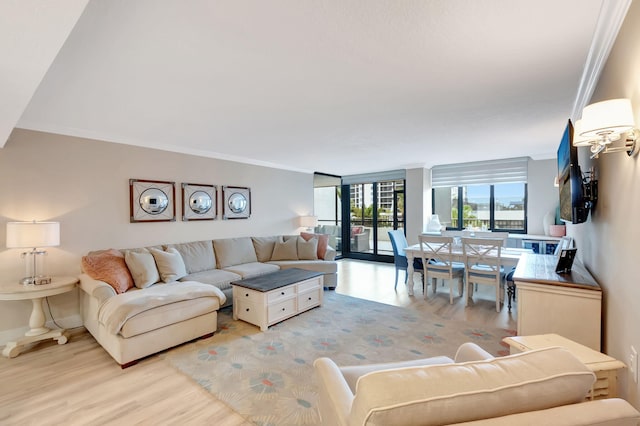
513 254 602 351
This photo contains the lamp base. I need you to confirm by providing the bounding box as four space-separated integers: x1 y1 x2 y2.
19 276 52 286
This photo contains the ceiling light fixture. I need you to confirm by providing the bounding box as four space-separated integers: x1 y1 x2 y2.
574 98 639 159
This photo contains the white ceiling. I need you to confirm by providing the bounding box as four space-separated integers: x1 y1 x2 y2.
2 1 627 176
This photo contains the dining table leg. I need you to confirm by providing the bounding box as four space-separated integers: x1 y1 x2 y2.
405 250 415 296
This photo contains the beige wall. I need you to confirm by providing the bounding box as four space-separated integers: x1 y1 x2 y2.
568 0 640 407
0 129 313 343
527 158 559 235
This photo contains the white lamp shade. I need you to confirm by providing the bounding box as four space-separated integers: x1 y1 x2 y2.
580 98 635 138
298 215 318 228
572 119 595 147
6 221 60 248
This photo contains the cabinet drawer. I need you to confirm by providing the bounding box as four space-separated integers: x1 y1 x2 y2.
267 286 295 303
236 300 262 325
298 290 320 311
237 288 262 304
268 298 296 323
297 277 322 293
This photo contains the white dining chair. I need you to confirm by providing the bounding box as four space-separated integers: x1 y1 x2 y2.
418 235 465 304
462 237 506 312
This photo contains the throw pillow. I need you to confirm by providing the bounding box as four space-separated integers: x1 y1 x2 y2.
150 247 188 282
271 237 298 261
297 236 318 260
82 249 134 294
300 232 329 260
124 249 160 288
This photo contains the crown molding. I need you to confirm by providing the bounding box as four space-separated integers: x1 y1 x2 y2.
572 0 632 120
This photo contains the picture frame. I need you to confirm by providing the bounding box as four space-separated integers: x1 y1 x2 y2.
182 183 217 221
130 179 176 222
222 186 251 219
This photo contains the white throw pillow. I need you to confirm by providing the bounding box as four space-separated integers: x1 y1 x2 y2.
271 237 298 261
124 249 160 288
297 236 318 260
150 247 188 282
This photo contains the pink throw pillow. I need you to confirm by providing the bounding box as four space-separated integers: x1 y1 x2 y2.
82 249 134 294
300 232 329 260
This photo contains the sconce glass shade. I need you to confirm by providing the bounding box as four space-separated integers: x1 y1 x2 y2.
580 98 635 138
298 215 318 228
6 221 60 248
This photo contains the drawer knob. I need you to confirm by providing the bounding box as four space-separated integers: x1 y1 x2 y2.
282 308 286 311
246 308 250 312
308 297 312 301
245 293 249 297
281 291 285 295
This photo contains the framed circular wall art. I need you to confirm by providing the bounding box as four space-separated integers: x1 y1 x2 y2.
182 183 217 221
129 179 176 222
222 186 251 219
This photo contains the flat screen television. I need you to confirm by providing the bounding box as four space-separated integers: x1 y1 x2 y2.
557 119 592 224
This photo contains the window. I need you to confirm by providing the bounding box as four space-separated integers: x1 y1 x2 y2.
431 158 528 233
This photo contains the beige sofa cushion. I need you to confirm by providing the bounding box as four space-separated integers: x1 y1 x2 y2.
214 237 258 268
181 269 240 291
166 240 216 273
223 262 280 279
150 248 187 282
271 237 298 260
124 249 160 289
349 346 595 426
297 236 318 260
252 236 279 262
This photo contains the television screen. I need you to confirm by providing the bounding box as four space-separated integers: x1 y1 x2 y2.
557 119 590 224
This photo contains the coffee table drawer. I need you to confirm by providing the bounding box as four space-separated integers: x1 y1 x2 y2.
268 298 296 323
297 277 322 293
267 286 295 303
298 289 320 311
235 300 262 326
236 288 262 305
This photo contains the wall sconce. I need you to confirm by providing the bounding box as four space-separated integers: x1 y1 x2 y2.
574 98 639 159
6 221 60 285
298 215 318 232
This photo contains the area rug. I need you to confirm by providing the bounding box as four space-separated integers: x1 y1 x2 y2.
162 292 515 425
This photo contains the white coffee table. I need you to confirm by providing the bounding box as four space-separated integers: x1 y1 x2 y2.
232 268 323 331
0 276 78 358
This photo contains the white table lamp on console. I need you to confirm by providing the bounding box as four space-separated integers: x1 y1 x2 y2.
6 221 60 285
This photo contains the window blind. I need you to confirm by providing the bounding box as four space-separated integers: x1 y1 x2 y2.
342 169 406 185
431 157 528 188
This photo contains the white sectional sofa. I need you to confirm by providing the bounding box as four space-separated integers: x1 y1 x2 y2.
80 234 337 366
314 344 640 426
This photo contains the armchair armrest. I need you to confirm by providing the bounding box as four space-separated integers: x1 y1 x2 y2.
454 342 495 363
314 358 354 426
79 273 117 305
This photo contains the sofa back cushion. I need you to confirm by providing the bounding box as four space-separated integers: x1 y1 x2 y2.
300 232 329 260
214 237 258 268
252 236 279 262
166 240 216 274
297 236 318 260
349 346 595 426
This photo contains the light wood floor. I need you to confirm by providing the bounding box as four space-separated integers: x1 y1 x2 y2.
0 259 516 425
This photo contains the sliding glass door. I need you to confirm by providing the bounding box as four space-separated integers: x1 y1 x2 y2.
346 179 404 261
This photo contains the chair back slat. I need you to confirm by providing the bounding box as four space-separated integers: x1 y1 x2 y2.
462 237 503 271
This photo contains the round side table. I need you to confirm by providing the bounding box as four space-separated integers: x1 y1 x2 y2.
0 276 78 358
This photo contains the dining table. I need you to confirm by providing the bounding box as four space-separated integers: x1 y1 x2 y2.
403 242 532 296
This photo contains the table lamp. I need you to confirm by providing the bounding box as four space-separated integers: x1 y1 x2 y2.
6 221 60 285
298 215 318 232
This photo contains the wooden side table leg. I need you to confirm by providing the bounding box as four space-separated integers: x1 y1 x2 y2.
25 297 50 337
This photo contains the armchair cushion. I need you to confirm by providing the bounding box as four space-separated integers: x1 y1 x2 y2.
349 346 595 426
